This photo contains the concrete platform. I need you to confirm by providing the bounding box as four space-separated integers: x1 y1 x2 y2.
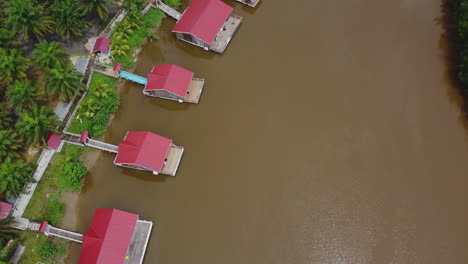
125 220 153 264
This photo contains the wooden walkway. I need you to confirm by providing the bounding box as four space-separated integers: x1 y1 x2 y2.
46 226 83 243
185 78 205 103
210 15 242 53
125 220 153 264
155 1 181 20
234 0 260 7
63 132 119 153
161 145 184 176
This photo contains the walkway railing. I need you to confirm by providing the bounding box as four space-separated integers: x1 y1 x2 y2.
155 1 182 20
46 226 83 243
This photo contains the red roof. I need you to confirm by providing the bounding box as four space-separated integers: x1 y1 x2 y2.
173 0 233 44
46 133 62 150
93 38 110 53
39 221 48 233
144 64 194 98
0 202 12 220
79 209 138 264
113 62 122 72
114 131 171 173
80 131 89 143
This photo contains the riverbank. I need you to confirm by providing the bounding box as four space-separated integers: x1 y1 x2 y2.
18 6 167 263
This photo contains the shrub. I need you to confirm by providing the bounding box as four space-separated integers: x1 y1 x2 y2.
57 160 87 192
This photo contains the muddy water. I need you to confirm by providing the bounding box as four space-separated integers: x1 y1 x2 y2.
66 0 468 263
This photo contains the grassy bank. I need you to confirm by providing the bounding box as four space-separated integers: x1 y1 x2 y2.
111 8 165 68
68 72 120 137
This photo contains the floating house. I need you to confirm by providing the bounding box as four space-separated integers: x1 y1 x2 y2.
36 208 153 264
157 0 242 53
115 63 205 104
114 131 184 176
62 130 184 176
0 202 12 220
234 0 260 7
93 37 111 54
144 64 205 103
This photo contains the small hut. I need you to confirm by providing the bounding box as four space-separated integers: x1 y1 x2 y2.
114 131 184 176
172 0 242 53
93 37 111 54
46 133 63 151
143 64 205 103
0 202 12 220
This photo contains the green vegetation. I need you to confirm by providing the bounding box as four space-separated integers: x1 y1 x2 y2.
0 48 29 86
16 104 61 146
111 8 165 68
32 41 69 70
0 158 34 198
69 72 120 137
45 62 84 100
82 0 110 20
6 80 41 112
0 218 17 246
19 232 67 263
6 0 54 41
52 0 91 40
448 0 468 93
0 130 23 161
0 239 17 262
163 0 181 8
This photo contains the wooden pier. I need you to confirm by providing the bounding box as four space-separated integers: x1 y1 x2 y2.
63 132 119 153
185 78 205 103
45 225 83 243
161 145 184 176
125 220 153 264
234 0 260 7
155 0 181 20
210 15 242 53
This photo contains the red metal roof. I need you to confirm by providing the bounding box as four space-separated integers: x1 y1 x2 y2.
39 221 48 233
93 38 111 53
79 209 138 264
0 202 12 220
172 0 233 44
80 131 89 143
113 62 122 72
144 64 194 98
46 133 62 150
114 131 171 173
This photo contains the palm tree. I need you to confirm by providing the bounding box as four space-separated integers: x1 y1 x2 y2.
0 130 23 161
6 80 41 112
0 217 18 246
16 104 61 146
0 157 33 198
0 48 29 86
0 104 13 130
52 0 90 40
82 0 109 20
0 28 19 48
45 62 83 101
32 41 69 70
6 0 54 41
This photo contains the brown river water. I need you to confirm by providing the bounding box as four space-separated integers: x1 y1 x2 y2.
65 0 468 263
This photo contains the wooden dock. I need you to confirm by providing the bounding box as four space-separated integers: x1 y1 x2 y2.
125 220 153 264
234 0 260 7
155 0 181 20
46 225 83 243
210 15 242 54
184 78 205 103
63 132 119 153
161 145 184 176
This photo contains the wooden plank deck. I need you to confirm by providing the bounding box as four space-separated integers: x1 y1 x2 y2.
184 78 205 103
234 0 260 7
125 220 153 264
210 15 242 54
161 145 184 176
